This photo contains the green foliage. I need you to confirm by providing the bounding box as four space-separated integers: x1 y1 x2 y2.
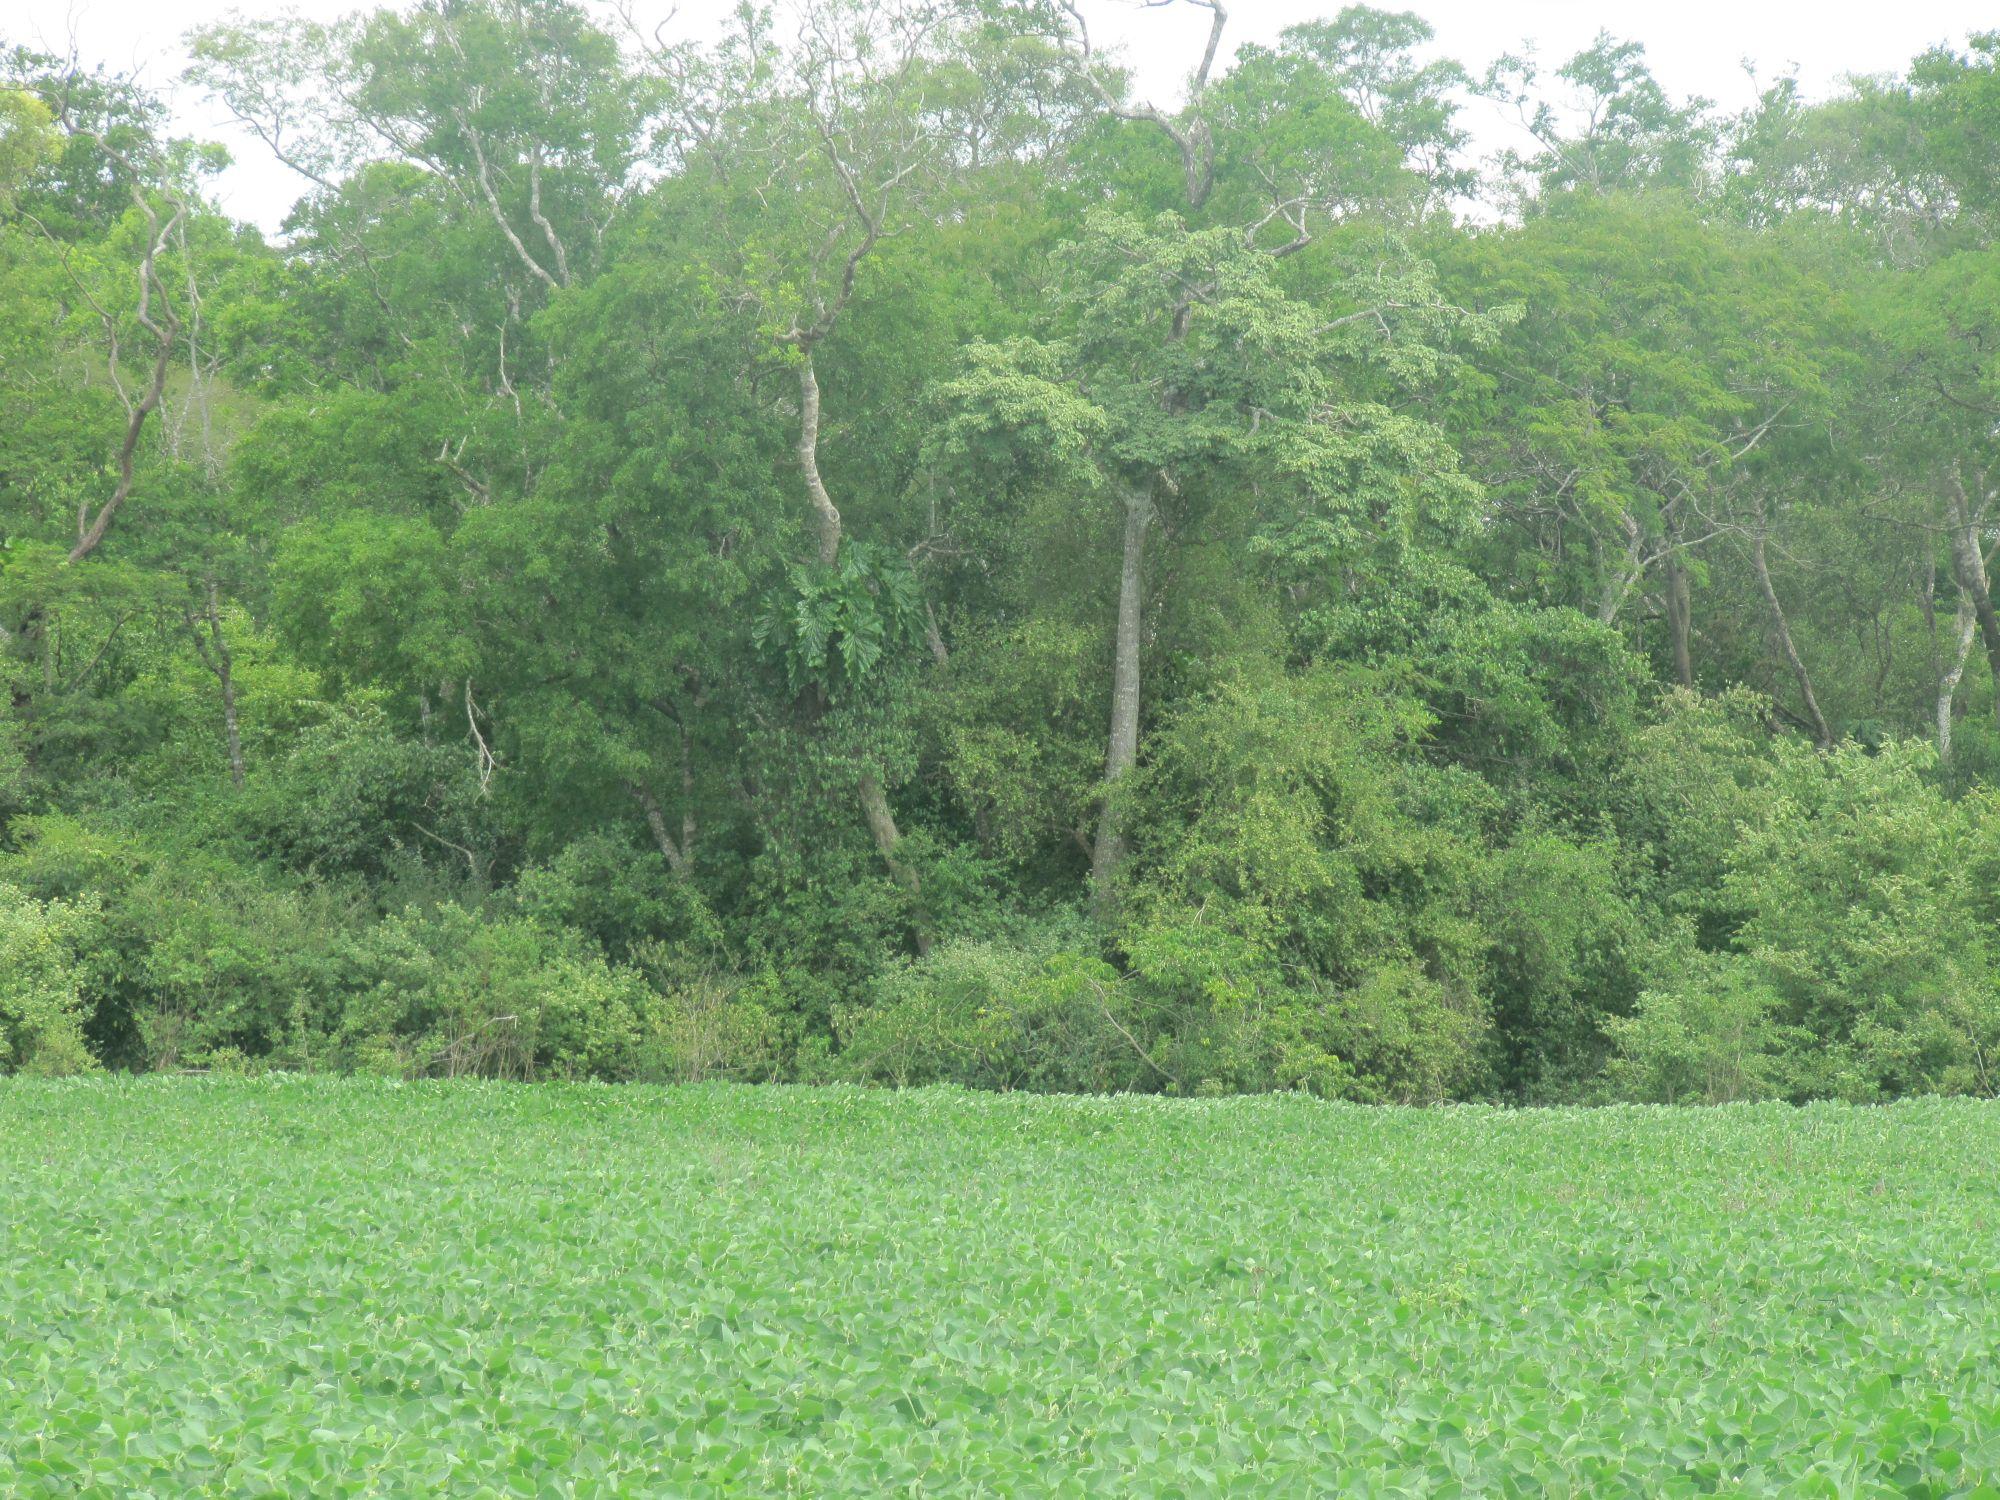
837 930 1141 1092
1483 36 1721 201
0 882 100 1074
1300 959 1484 1104
753 543 925 701
1604 944 1791 1104
6 1080 2000 1491
1474 830 1641 1095
1611 739 2000 1102
6 7 2000 1106
1619 688 1778 941
0 87 55 204
1719 742 2000 1099
338 905 652 1080
634 968 782 1084
514 834 723 961
0 813 345 1069
241 700 486 883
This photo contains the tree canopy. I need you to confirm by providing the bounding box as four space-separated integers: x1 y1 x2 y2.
4 7 2000 1103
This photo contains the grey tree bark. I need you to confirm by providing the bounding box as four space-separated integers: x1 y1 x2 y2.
860 771 931 957
67 210 184 563
1947 469 2000 734
1750 518 1832 750
791 340 930 947
631 777 693 878
1936 592 1978 766
797 355 843 566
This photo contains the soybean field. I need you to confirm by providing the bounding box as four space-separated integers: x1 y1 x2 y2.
3 1080 1998 1496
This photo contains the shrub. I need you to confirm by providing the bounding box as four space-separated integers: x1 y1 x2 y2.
0 882 100 1075
1603 945 1790 1104
132 876 353 1071
1725 741 2000 1099
0 813 354 1070
1477 830 1640 1098
1608 738 2000 1102
838 935 1153 1092
338 906 651 1080
1306 962 1487 1105
634 965 782 1083
1126 930 1485 1104
514 835 724 962
839 919 1489 1103
1618 687 1776 946
243 700 486 885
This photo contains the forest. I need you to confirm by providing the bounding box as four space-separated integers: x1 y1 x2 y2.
3 1 1999 1105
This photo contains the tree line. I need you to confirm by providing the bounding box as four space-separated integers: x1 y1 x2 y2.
3 2 1999 1102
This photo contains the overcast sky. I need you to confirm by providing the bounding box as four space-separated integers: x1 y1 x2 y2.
9 0 1994 231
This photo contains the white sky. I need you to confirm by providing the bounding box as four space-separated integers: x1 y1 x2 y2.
8 0 1994 231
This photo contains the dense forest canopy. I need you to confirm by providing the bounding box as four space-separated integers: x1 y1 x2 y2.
3 1 1999 1103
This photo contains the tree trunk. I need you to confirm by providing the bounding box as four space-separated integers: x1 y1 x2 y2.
1750 521 1832 750
1090 485 1152 908
797 353 842 566
1948 471 2000 734
65 174 187 565
923 602 949 668
1664 550 1694 688
793 348 929 941
1937 591 1977 767
860 770 931 957
1595 511 1644 625
631 778 692 878
213 630 245 794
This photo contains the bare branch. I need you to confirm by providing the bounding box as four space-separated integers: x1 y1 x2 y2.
456 111 564 291
1050 0 1223 209
39 117 189 564
465 679 498 794
525 151 572 288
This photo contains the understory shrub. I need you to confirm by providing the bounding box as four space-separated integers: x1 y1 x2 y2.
0 813 354 1069
1602 945 1793 1104
515 835 725 963
339 905 653 1080
837 934 1145 1092
0 882 100 1075
7 690 1998 1105
633 960 783 1083
1477 830 1641 1098
1294 962 1488 1104
1111 922 1486 1102
1608 741 2000 1101
838 920 1488 1101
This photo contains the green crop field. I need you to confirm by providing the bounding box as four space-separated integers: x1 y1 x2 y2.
3 1081 1999 1497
